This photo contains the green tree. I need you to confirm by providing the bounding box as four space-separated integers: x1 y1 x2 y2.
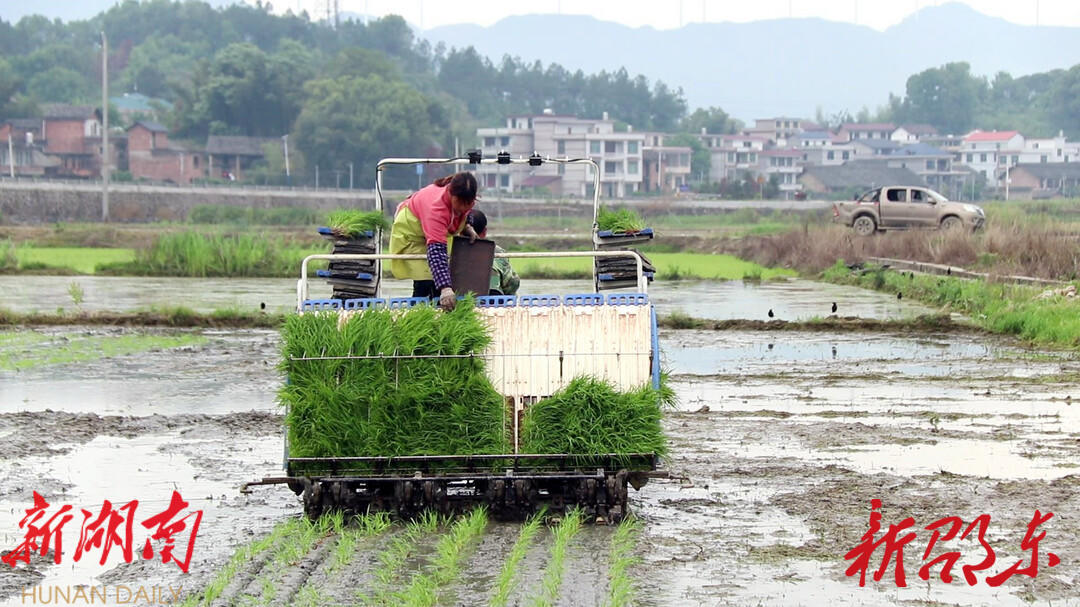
682 106 739 134
292 75 445 187
27 66 91 102
1046 65 1080 138
898 62 987 135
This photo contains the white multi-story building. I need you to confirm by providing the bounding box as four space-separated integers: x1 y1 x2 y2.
743 117 809 146
837 123 896 142
759 149 803 195
475 110 646 198
707 134 768 182
958 130 1025 183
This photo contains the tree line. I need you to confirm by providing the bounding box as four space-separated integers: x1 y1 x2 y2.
1 1 1078 187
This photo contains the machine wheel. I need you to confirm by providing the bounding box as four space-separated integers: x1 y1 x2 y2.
940 215 962 231
852 215 877 236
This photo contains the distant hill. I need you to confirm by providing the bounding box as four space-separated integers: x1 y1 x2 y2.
423 3 1080 121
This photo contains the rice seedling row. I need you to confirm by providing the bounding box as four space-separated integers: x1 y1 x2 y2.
528 509 584 607
605 516 642 607
292 513 396 607
360 512 442 607
391 508 489 607
179 518 299 607
224 516 337 607
489 509 547 607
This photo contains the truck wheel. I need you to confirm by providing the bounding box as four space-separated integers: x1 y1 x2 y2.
853 215 876 236
940 216 962 231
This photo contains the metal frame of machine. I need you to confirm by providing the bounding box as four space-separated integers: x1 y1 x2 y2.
247 154 664 522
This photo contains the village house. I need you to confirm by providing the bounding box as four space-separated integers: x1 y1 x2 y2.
1004 163 1080 199
205 135 276 182
126 121 204 184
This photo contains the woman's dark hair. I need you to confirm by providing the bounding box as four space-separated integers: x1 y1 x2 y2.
433 172 478 204
467 208 487 234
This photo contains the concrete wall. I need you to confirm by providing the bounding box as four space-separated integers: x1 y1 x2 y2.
0 181 376 223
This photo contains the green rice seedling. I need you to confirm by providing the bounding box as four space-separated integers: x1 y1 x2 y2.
0 239 16 272
520 376 669 463
597 207 647 233
178 517 299 607
605 516 642 607
279 299 508 462
529 508 584 607
327 209 390 236
362 512 441 606
392 508 489 607
489 508 546 607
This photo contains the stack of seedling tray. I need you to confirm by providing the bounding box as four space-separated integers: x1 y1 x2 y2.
593 207 655 291
594 249 655 290
280 299 672 461
280 299 509 459
317 226 379 300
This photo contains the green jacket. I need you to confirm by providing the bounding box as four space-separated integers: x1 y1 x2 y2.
490 245 520 295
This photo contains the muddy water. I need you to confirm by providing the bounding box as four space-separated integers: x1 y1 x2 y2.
639 329 1080 606
2 324 1078 605
0 276 933 320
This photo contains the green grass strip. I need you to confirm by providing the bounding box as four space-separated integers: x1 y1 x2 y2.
0 332 207 370
529 509 584 607
823 261 1080 348
489 509 546 607
361 511 442 606
15 247 136 274
605 516 642 607
177 517 300 607
393 508 490 607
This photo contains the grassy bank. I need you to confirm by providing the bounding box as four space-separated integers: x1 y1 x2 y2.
0 306 285 328
97 232 324 277
823 261 1080 348
3 240 788 282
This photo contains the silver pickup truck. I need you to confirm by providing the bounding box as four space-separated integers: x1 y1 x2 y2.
833 186 985 236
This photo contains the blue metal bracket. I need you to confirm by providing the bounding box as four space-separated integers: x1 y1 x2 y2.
301 298 343 312
518 295 561 307
564 293 604 306
476 295 517 308
608 293 649 305
343 298 387 310
388 297 431 309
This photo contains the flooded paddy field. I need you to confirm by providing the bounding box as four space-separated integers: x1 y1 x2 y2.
0 276 934 321
1 321 1078 605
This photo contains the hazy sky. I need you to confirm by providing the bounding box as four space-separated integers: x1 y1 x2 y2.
280 0 1079 31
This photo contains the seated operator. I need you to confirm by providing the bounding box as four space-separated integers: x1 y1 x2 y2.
466 209 520 296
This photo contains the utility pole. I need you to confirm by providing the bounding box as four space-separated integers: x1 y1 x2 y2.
349 162 354 189
315 165 319 189
101 31 110 222
7 133 13 178
282 134 290 185
1005 162 1010 200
